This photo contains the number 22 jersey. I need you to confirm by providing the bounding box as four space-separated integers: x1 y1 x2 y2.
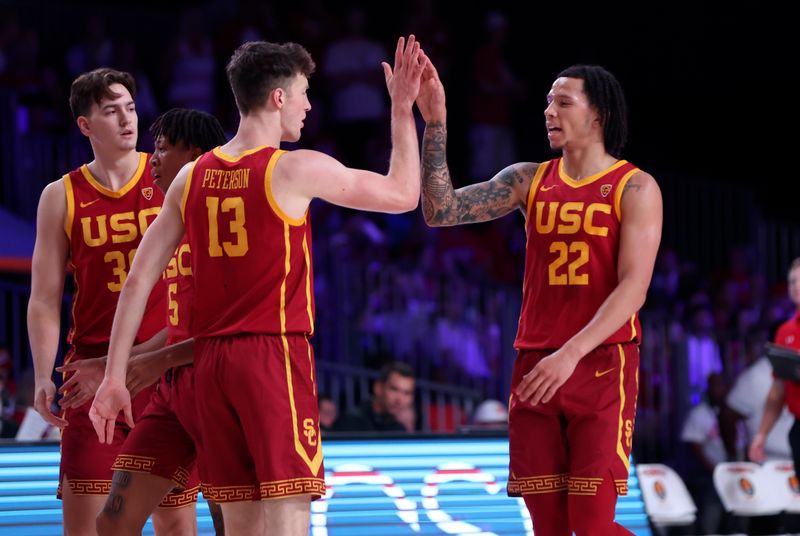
514 158 642 350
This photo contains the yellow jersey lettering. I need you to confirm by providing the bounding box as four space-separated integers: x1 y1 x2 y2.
557 202 583 234
201 169 251 190
109 212 137 244
535 201 558 234
81 215 108 247
177 243 192 276
584 203 611 236
303 418 318 447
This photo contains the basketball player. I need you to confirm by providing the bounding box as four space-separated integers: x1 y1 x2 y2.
26 68 190 535
416 60 662 535
90 36 427 535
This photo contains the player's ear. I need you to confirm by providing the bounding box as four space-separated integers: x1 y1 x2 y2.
271 87 285 109
76 116 91 137
189 145 203 160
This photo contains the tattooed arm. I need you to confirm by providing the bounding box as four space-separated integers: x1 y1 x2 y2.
416 59 533 227
422 122 534 226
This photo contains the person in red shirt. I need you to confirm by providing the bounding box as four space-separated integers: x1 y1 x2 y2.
90 37 427 536
416 61 662 535
26 68 193 535
750 258 800 468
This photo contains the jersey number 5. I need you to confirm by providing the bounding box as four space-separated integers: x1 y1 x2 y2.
206 196 249 257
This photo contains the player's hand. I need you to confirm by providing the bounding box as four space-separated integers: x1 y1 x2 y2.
89 377 134 444
515 349 580 405
415 59 446 123
56 357 106 409
126 351 167 398
748 432 767 463
33 378 68 428
383 35 429 109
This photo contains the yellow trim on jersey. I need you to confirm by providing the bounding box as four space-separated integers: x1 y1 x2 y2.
616 344 631 471
212 145 268 162
302 232 314 335
180 159 199 223
629 314 638 340
525 161 551 217
80 153 148 198
63 174 75 240
264 150 307 226
614 167 640 220
305 335 316 397
279 222 323 476
557 158 628 188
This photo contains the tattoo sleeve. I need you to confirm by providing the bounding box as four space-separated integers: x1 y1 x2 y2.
421 122 526 226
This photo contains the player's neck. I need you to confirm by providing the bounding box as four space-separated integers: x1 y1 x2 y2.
560 145 617 181
224 112 282 155
86 149 140 191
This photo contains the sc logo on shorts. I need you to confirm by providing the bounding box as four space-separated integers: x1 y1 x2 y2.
303 418 317 447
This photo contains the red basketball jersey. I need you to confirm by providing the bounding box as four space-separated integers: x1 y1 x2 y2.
183 146 315 338
514 158 642 350
162 236 192 345
64 152 167 348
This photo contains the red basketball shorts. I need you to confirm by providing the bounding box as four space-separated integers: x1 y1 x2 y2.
113 365 201 507
58 346 155 498
507 343 639 498
193 333 326 503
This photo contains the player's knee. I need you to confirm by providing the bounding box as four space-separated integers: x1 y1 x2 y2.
152 507 197 536
95 509 121 536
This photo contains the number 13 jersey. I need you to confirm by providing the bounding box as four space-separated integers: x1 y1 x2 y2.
514 158 642 350
183 146 314 338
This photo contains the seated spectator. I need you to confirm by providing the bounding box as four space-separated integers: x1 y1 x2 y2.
680 372 735 535
318 394 338 433
334 362 415 432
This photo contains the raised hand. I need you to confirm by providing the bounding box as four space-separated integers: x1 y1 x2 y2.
416 59 446 123
88 377 134 444
382 35 429 109
56 357 106 409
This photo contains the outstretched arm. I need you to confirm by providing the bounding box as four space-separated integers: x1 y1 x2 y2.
516 172 663 404
89 167 188 443
276 35 427 214
417 60 532 226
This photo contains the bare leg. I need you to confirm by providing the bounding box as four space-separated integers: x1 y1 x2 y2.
96 470 196 536
221 494 311 536
62 476 106 536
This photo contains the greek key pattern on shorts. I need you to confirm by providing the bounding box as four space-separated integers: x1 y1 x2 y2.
259 477 327 499
201 484 257 503
69 479 112 495
568 476 603 496
158 486 200 508
171 466 190 488
112 454 156 473
507 473 568 495
615 479 628 495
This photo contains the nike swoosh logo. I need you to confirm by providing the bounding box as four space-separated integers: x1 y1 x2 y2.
595 368 616 378
540 185 558 191
79 199 100 208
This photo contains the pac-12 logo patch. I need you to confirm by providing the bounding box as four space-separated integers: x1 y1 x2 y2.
141 187 153 200
739 477 755 496
600 184 612 197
